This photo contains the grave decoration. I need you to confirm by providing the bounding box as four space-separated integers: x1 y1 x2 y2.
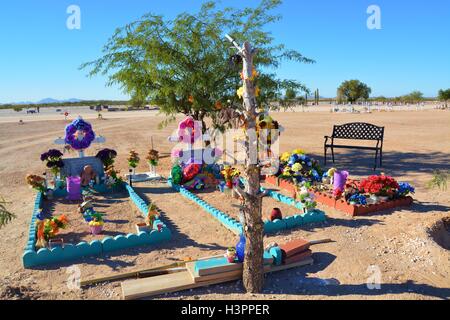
23 121 172 268
127 150 140 175
265 170 415 216
35 215 68 249
40 149 64 187
26 174 46 195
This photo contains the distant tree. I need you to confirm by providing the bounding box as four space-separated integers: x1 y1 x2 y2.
285 88 297 100
81 0 314 129
402 91 424 104
438 89 450 107
337 80 372 104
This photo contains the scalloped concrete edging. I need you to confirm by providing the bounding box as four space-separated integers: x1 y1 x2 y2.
169 178 327 236
23 183 171 268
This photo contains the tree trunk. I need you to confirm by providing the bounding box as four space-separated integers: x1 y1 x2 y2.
241 41 265 293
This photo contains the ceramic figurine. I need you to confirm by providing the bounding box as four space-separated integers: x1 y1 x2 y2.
80 165 96 187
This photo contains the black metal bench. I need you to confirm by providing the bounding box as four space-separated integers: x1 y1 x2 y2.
324 122 384 170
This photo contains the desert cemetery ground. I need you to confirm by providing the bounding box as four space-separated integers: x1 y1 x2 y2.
0 105 449 300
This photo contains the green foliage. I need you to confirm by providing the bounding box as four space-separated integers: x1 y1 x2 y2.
81 0 314 125
0 197 15 229
402 91 424 104
438 89 450 102
427 170 449 191
337 80 372 103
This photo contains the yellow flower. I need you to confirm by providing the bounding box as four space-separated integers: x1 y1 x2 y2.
237 87 244 99
292 163 303 172
282 167 291 176
292 149 306 155
280 152 291 163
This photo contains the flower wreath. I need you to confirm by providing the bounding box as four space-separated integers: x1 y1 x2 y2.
177 116 202 144
65 117 96 150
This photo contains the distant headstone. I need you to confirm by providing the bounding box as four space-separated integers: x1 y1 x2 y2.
61 156 104 178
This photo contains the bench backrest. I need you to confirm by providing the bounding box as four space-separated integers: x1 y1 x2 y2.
332 122 384 141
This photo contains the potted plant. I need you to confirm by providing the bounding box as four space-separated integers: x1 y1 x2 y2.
26 174 47 197
95 148 117 171
146 149 159 176
35 215 68 249
225 247 237 263
40 149 65 188
221 166 241 189
359 175 399 203
127 150 140 176
297 186 317 213
88 213 104 235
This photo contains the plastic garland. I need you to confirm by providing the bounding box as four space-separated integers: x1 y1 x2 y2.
64 118 96 151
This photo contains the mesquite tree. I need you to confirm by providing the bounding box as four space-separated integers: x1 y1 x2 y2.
81 0 313 129
226 37 265 293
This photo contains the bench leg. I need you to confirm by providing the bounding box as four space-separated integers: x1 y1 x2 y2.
379 149 383 167
324 146 327 166
331 147 335 163
374 149 379 170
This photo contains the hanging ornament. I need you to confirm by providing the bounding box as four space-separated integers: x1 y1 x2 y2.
237 87 244 99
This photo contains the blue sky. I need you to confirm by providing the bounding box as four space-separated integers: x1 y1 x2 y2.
0 0 449 103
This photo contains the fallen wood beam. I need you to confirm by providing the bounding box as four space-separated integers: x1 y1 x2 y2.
121 257 314 300
81 255 223 287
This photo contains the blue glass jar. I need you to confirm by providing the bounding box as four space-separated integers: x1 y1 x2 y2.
236 234 246 263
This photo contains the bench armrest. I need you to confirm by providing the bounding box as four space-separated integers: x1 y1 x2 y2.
324 135 334 144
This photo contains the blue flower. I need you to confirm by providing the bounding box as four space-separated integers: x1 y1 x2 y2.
348 194 367 205
398 183 415 196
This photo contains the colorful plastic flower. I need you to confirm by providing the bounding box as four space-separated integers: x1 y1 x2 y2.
280 152 291 163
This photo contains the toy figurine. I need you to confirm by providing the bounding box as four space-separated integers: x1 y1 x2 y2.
80 165 96 187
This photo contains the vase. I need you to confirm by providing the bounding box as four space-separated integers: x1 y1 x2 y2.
225 250 237 263
66 176 82 201
90 225 103 235
333 171 349 192
370 194 379 204
236 234 246 263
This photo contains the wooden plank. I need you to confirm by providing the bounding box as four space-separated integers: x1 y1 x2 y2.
186 262 243 283
122 257 314 300
122 270 241 300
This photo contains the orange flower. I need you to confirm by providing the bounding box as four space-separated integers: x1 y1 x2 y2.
188 96 194 103
58 214 68 225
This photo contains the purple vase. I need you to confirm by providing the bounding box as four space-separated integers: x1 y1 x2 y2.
236 234 246 263
333 171 349 192
66 176 82 201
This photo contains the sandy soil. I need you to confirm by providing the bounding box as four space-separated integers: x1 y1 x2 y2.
0 108 449 300
41 192 144 244
196 188 301 222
